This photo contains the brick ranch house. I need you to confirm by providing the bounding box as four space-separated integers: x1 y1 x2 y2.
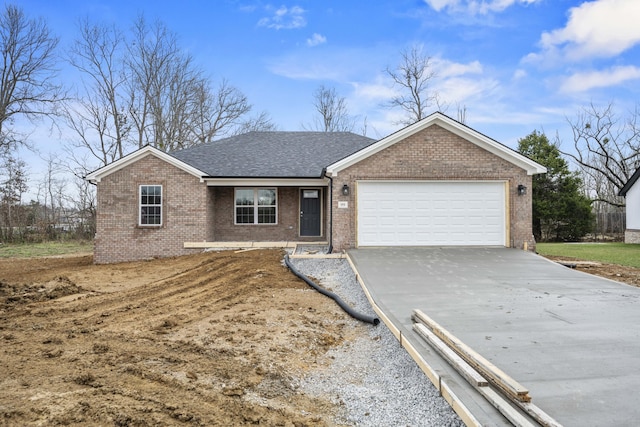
86 112 546 264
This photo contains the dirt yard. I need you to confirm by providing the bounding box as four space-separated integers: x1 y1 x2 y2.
544 255 640 287
1 249 639 426
0 249 364 426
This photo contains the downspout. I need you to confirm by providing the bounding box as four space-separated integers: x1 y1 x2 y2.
284 254 379 326
326 172 334 254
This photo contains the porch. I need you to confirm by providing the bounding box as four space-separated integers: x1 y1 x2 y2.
201 185 330 244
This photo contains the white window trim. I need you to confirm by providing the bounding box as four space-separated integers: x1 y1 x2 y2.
139 184 163 227
234 188 278 225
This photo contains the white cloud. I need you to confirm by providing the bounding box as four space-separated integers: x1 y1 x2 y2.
424 0 459 11
306 33 327 47
352 77 397 102
428 58 494 104
268 60 341 80
266 46 390 81
258 5 306 30
560 65 640 93
538 0 640 61
437 76 499 105
512 69 527 80
423 0 540 14
349 58 487 107
238 4 258 13
435 59 483 77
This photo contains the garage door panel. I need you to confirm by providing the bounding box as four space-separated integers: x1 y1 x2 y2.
357 181 505 246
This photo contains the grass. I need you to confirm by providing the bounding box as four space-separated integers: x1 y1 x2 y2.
0 241 92 258
536 242 640 268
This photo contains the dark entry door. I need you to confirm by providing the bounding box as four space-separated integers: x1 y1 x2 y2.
300 189 321 236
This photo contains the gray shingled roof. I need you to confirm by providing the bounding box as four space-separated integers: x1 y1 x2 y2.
170 131 377 178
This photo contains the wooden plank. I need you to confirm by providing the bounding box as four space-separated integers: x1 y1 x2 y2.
412 309 531 403
477 386 539 427
234 248 260 253
439 381 484 427
344 254 484 427
288 253 345 259
184 241 314 249
413 323 488 387
401 328 442 388
517 402 564 427
414 322 564 426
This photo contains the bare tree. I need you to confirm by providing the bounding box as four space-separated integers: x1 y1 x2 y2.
191 78 251 143
304 85 355 132
64 15 256 159
232 111 278 135
65 153 96 238
385 45 438 126
562 102 640 208
36 154 70 238
126 16 253 152
456 104 468 124
0 152 28 241
126 16 195 151
0 4 62 152
65 19 130 166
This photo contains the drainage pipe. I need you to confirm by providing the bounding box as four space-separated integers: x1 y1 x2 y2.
284 254 380 326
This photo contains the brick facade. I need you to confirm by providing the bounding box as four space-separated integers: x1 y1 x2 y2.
211 186 327 242
330 125 535 252
94 123 537 263
94 155 210 263
94 155 327 263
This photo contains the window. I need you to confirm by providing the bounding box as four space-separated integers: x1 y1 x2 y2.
235 188 277 224
139 185 162 226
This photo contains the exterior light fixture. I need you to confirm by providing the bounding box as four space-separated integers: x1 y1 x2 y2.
342 184 350 196
517 184 527 196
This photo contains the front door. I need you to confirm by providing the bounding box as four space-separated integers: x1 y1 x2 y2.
300 189 321 237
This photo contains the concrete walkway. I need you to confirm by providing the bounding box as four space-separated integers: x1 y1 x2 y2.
347 247 640 427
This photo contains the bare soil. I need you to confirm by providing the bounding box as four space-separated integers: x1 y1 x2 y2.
0 250 361 426
1 249 638 426
544 255 640 287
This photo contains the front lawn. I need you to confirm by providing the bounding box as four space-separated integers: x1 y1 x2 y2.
0 241 92 258
536 242 640 269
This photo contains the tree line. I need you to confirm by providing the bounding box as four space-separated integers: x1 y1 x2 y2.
0 3 638 243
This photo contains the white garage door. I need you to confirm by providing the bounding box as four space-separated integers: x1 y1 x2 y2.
357 181 506 246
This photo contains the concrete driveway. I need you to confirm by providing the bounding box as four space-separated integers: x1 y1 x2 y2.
347 247 640 427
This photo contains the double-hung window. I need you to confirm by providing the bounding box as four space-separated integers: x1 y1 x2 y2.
139 185 162 226
235 188 277 224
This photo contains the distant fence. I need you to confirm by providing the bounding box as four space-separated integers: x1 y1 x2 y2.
592 212 625 240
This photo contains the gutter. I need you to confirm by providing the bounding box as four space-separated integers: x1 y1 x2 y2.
200 174 327 179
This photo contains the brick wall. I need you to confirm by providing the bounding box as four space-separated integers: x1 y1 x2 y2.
625 230 640 244
212 187 327 242
331 124 535 251
94 154 209 263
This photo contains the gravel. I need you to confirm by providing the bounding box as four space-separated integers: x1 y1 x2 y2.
290 257 464 427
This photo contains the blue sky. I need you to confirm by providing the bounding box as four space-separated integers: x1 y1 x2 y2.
14 0 640 191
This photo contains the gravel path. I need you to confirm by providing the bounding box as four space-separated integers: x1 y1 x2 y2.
290 257 464 427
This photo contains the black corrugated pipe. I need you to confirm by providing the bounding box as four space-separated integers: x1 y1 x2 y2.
284 254 380 326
